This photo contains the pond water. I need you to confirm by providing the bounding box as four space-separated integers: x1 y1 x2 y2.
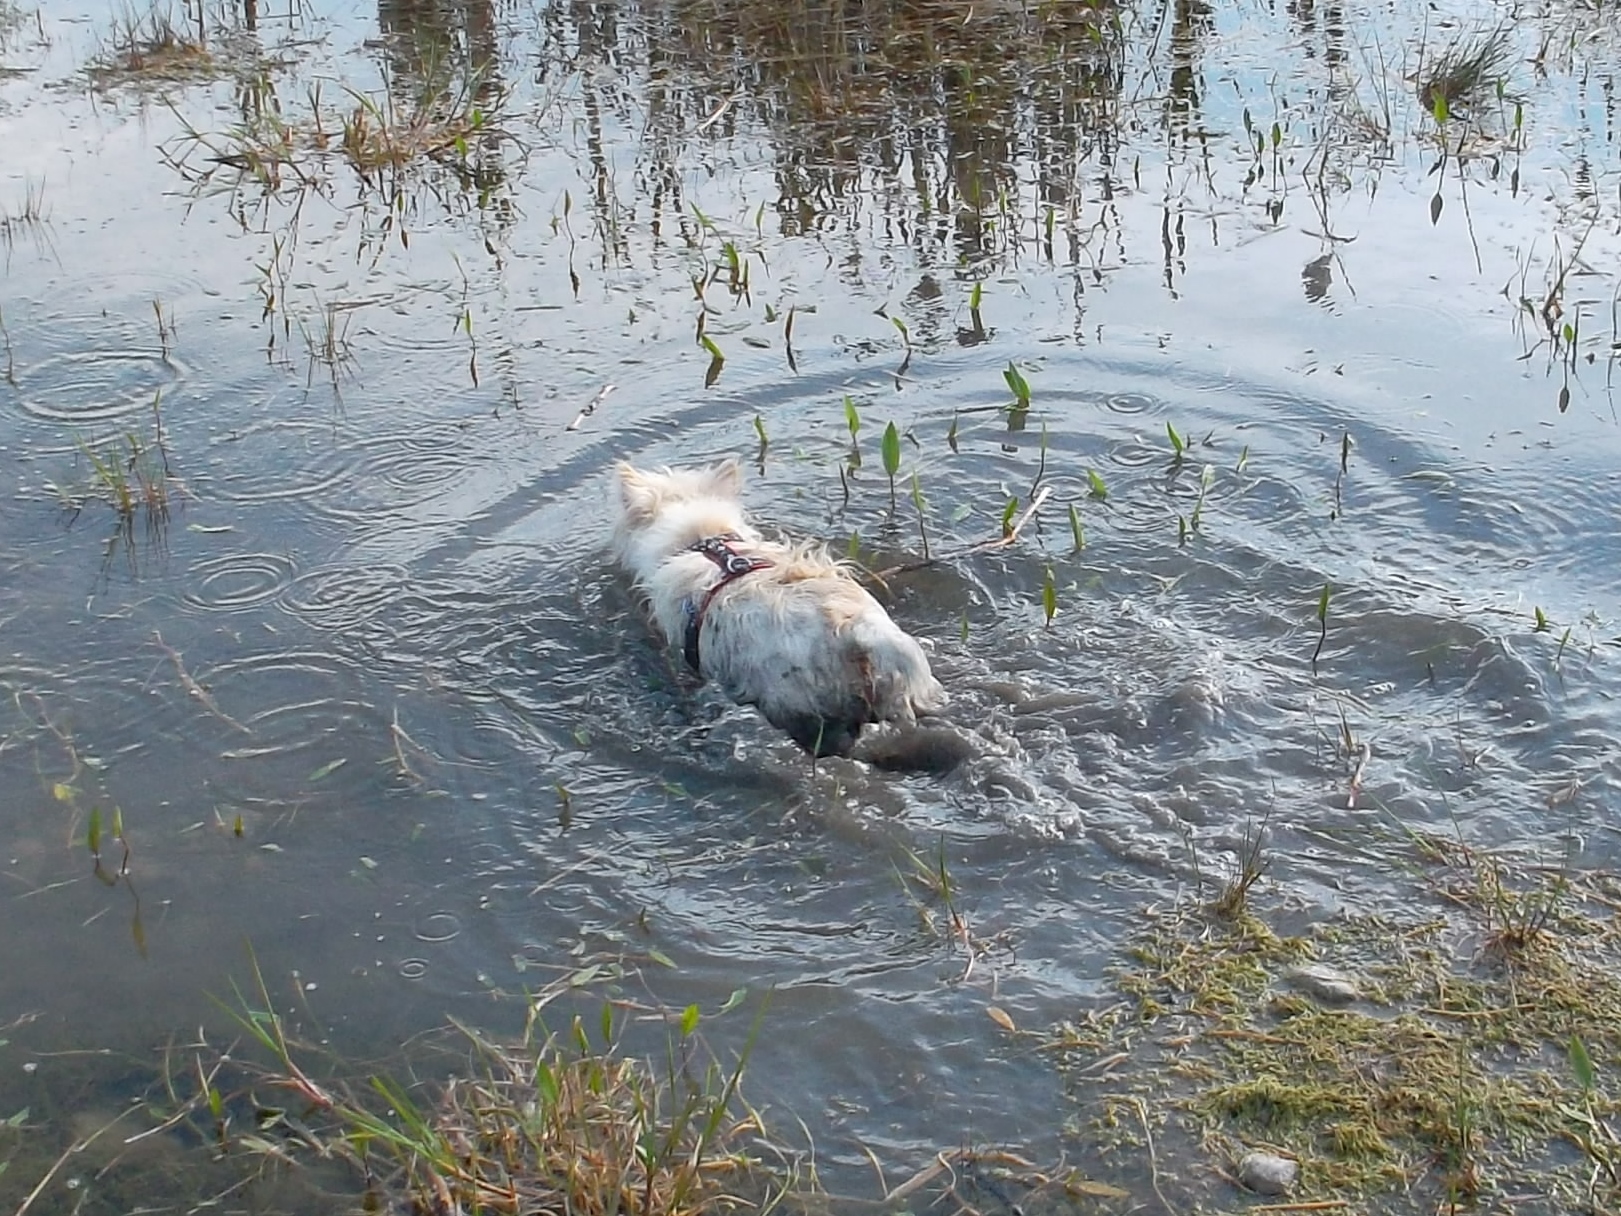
2 0 1620 1207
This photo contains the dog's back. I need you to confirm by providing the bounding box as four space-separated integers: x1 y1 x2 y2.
702 565 943 758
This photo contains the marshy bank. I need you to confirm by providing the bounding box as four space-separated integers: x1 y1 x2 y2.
2 0 1620 1210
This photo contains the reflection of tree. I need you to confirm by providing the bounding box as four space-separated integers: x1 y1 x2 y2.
373 0 513 221
377 0 499 91
543 0 1127 285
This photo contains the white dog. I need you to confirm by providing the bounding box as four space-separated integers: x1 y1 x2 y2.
611 459 944 757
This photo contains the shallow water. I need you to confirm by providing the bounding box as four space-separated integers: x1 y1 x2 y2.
2 0 1620 1207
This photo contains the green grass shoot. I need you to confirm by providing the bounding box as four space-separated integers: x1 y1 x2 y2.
1167 421 1186 462
881 421 901 512
1312 582 1332 673
910 472 930 560
844 395 860 443
1068 503 1084 551
1003 361 1031 411
700 334 724 387
1087 468 1109 500
1000 497 1017 538
1534 606 1549 633
1042 567 1057 627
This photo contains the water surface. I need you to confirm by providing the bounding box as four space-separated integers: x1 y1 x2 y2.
2 0 1619 1207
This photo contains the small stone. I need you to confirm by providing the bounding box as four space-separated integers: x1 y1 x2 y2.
1287 963 1361 1005
1237 1150 1298 1196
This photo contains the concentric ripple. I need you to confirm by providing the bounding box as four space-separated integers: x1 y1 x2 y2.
181 552 300 613
278 564 411 633
12 349 187 424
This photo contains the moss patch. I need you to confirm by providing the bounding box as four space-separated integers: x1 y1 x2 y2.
1052 855 1621 1213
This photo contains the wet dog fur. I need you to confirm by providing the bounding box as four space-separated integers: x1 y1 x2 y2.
611 460 944 757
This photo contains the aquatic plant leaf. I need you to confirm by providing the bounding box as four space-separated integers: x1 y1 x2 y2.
881 422 901 478
680 1004 701 1036
1003 361 1031 408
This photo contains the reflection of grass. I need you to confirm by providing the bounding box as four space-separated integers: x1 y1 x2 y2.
89 4 221 86
1052 844 1621 1210
165 58 514 201
0 179 48 251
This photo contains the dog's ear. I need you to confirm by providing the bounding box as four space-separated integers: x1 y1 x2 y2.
704 458 744 499
615 462 659 523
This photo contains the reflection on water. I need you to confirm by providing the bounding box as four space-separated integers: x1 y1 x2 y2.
1 0 1620 1207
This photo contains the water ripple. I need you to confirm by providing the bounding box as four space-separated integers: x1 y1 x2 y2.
279 564 411 633
12 349 187 424
181 552 300 613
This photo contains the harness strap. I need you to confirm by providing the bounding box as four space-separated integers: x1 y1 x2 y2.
682 534 772 674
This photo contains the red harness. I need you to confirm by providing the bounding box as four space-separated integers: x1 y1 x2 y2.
682 534 772 674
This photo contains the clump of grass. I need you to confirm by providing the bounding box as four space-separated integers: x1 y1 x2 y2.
67 426 173 526
47 393 181 560
1417 27 1514 119
209 958 791 1216
1208 819 1269 920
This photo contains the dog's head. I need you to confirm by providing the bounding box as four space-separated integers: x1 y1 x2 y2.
612 460 750 564
614 460 742 526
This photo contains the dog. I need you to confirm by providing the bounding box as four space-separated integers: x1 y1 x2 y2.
611 459 945 757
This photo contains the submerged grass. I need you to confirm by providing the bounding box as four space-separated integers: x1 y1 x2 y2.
1051 843 1621 1212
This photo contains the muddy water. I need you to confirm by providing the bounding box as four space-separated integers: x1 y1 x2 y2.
2 0 1619 1207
